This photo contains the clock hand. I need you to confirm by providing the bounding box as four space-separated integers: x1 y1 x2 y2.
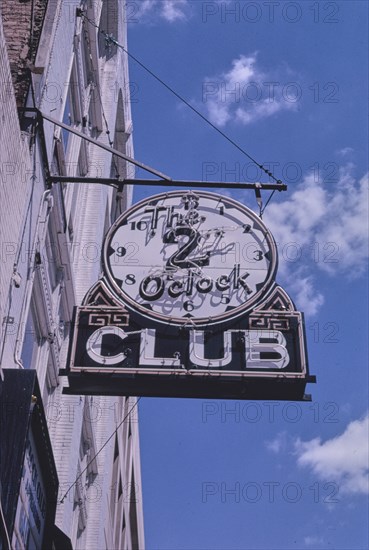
199 226 239 237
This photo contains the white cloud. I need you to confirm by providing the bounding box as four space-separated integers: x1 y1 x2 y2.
202 54 298 127
262 166 368 315
264 166 369 277
133 0 190 23
304 536 324 547
226 54 257 83
206 101 231 127
295 413 369 496
265 431 288 454
336 147 354 157
286 274 324 317
161 0 189 21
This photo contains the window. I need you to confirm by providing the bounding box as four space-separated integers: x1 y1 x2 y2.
45 232 58 292
62 62 82 155
98 0 118 60
129 470 139 550
110 435 120 516
21 303 41 369
43 370 59 438
80 26 93 89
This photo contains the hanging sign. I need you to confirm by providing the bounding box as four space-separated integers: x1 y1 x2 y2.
64 191 314 400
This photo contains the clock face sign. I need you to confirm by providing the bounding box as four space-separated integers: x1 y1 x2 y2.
103 191 278 326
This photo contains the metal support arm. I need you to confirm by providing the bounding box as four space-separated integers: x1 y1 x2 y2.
47 176 287 191
19 108 287 192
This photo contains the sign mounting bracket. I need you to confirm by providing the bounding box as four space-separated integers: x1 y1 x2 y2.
19 109 287 192
47 176 287 191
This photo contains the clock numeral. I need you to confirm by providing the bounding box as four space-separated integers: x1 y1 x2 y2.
243 224 251 233
220 294 230 304
183 192 199 210
114 243 139 264
183 300 194 312
253 250 264 261
217 200 225 215
124 274 136 285
130 220 148 231
116 246 126 257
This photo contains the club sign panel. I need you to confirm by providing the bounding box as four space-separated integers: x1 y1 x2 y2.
65 191 315 400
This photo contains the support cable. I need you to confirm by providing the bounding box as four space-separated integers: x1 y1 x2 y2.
80 11 283 197
59 397 141 504
260 190 276 217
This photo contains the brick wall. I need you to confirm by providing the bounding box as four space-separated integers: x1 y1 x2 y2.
1 0 49 106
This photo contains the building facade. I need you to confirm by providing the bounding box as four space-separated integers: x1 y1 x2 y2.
0 1 144 548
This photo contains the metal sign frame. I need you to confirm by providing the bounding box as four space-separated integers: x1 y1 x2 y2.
62 190 315 400
63 286 314 401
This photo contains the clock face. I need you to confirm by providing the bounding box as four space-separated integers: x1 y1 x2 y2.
103 190 278 326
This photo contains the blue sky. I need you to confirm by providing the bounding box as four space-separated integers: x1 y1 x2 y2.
125 2 368 549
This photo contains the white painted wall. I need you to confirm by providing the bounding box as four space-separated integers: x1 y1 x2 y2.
0 2 144 548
